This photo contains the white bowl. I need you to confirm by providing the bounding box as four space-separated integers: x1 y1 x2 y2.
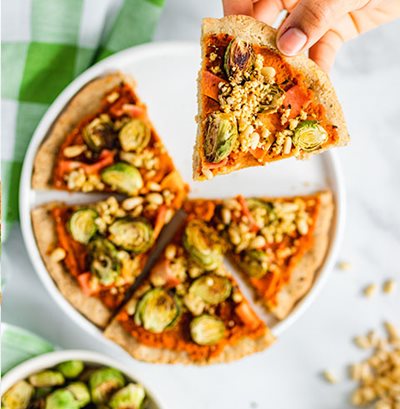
1 349 164 408
19 42 345 347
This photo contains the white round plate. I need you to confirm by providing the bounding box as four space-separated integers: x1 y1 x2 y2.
1 349 163 408
20 42 345 346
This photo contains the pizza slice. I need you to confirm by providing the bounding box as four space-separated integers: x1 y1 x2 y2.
32 192 184 328
194 15 349 180
105 207 274 364
33 71 187 202
185 191 333 320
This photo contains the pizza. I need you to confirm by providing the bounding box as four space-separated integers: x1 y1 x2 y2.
32 72 187 201
184 191 333 319
193 15 349 180
104 209 274 364
32 193 183 328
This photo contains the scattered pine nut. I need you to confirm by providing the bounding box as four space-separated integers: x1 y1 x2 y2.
50 247 66 262
383 279 396 294
363 284 377 298
323 370 339 384
354 335 371 349
338 261 352 271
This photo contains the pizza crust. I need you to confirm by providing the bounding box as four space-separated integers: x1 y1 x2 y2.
32 72 135 189
31 203 113 328
267 191 334 319
104 318 275 365
194 15 349 179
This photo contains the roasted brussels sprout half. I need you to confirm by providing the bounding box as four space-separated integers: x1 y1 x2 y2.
259 84 285 113
292 120 328 152
45 389 80 409
109 383 146 409
204 112 238 163
1 380 34 409
66 382 91 407
101 162 143 195
83 115 115 152
246 198 273 213
119 119 151 152
89 368 125 404
134 288 180 333
109 218 153 253
242 250 269 278
190 314 226 346
88 238 120 285
29 371 65 388
224 38 254 81
183 220 224 271
189 273 232 305
68 209 97 244
57 360 84 378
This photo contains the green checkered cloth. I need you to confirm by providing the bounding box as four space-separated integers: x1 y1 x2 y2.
1 0 165 241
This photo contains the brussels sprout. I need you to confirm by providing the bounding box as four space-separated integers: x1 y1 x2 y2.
68 209 97 244
190 314 226 346
109 218 153 253
88 238 120 285
89 368 125 404
204 112 238 163
101 163 143 195
224 38 254 81
56 360 84 378
241 250 269 278
1 380 34 409
259 85 285 113
292 120 328 152
66 382 91 407
45 389 80 409
183 220 224 271
246 198 272 213
119 119 151 152
134 288 179 333
189 274 232 305
83 115 115 152
29 371 65 388
109 383 146 409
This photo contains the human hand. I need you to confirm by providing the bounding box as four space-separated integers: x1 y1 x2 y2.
222 0 400 71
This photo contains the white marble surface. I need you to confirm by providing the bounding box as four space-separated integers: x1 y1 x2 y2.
2 1 400 408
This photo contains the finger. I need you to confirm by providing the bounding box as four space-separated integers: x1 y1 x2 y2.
253 0 284 25
276 0 369 56
308 29 344 72
222 0 254 16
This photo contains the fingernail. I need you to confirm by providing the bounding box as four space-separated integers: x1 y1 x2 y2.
277 28 307 56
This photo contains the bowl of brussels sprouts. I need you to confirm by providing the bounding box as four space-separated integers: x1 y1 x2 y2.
1 350 163 409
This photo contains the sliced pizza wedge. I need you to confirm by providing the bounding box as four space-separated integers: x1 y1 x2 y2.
185 191 333 320
32 193 183 328
33 71 187 203
105 207 274 364
194 15 349 180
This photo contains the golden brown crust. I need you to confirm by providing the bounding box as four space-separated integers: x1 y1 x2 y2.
32 72 134 189
267 190 334 319
194 15 349 180
104 318 275 365
31 203 113 328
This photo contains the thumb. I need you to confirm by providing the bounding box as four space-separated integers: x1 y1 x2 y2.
276 0 366 56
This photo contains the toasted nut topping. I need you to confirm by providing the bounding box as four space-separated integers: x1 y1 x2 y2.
261 66 276 81
63 145 86 158
383 279 396 294
146 193 163 205
221 208 231 225
130 204 143 217
232 291 243 303
165 244 177 261
323 370 339 384
354 335 371 349
106 91 120 103
283 137 292 155
51 247 66 262
164 208 174 224
122 196 144 211
147 181 161 192
249 235 266 249
364 284 377 298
